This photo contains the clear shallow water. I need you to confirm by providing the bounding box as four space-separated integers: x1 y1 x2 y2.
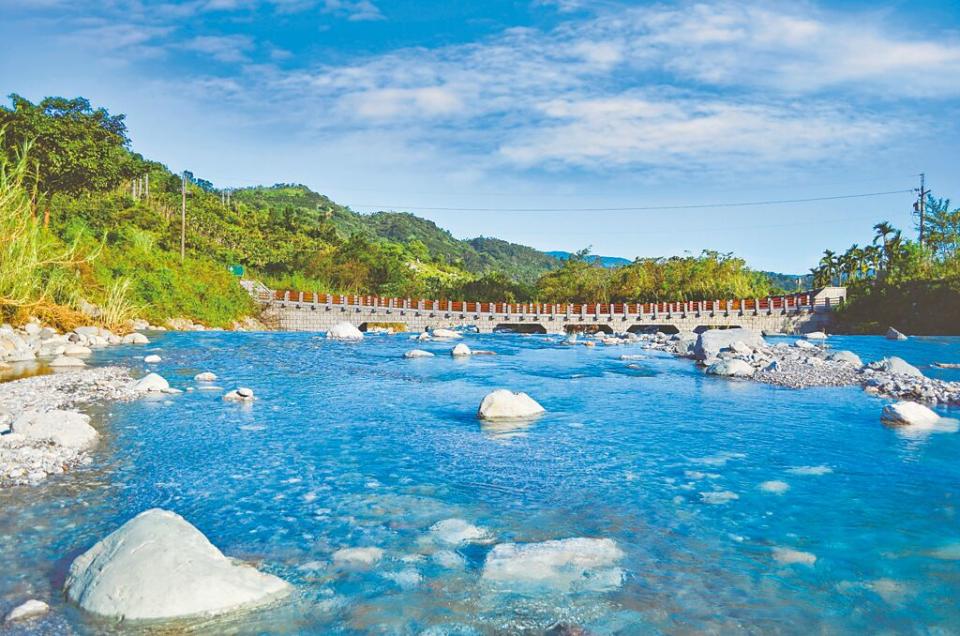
1 332 960 635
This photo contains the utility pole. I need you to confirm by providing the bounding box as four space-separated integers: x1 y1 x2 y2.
181 171 187 262
145 173 149 199
915 173 929 247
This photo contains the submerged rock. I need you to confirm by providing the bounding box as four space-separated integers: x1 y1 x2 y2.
4 599 49 623
886 327 908 341
429 518 490 545
772 547 816 566
404 349 434 359
332 546 383 567
451 343 472 357
326 322 363 341
477 390 545 420
482 537 624 591
11 409 98 451
64 509 291 621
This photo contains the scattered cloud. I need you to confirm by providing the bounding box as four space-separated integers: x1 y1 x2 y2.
322 0 384 22
183 34 255 63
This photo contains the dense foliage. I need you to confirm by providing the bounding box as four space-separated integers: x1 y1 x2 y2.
813 203 960 335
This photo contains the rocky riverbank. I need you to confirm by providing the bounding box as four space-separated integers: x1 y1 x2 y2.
0 321 151 486
625 329 960 405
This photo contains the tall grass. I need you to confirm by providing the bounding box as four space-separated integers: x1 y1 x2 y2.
98 276 141 333
0 136 85 325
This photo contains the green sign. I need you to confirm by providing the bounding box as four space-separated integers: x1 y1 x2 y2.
229 264 244 277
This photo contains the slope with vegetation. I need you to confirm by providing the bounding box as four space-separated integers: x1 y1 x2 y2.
0 93 838 331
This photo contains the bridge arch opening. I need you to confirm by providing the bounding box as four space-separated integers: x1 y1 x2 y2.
627 325 680 335
564 324 614 335
494 323 548 334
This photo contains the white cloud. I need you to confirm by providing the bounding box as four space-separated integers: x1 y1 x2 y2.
322 0 384 22
184 34 255 62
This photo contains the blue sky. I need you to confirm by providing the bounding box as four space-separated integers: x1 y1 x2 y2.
2 0 960 273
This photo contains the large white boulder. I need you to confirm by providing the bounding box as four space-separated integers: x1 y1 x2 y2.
326 322 363 341
132 373 170 392
794 339 816 350
12 410 98 451
223 387 255 402
144 354 162 364
49 355 85 368
451 343 472 357
64 509 291 621
886 327 908 341
404 349 434 359
694 328 764 361
804 331 828 340
881 401 941 428
195 371 218 382
482 537 624 591
122 332 150 345
872 356 923 377
477 390 545 420
431 328 461 340
705 359 755 377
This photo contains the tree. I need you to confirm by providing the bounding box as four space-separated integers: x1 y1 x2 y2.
0 94 137 224
923 196 960 260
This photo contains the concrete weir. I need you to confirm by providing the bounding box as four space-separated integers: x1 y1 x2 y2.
250 284 846 335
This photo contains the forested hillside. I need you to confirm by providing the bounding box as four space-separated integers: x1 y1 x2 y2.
0 94 795 329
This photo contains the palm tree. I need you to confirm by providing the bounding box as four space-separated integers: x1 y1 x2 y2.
818 249 838 286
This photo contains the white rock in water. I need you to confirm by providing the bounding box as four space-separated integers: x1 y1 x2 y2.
4 599 49 622
477 390 545 420
195 371 218 382
132 373 170 392
64 509 291 620
772 547 816 566
404 349 434 359
416 332 432 342
326 322 363 341
705 359 754 377
881 401 941 428
12 410 99 450
144 354 162 363
827 350 862 366
49 355 86 368
122 332 150 345
62 344 92 357
451 343 472 357
873 356 923 377
886 327 908 341
224 388 255 402
804 331 828 339
332 546 383 567
482 537 624 591
431 328 461 339
694 328 764 360
430 518 490 545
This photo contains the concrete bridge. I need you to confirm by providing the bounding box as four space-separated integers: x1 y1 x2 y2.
247 282 847 335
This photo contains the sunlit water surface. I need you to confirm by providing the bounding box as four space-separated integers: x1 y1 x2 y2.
2 332 959 634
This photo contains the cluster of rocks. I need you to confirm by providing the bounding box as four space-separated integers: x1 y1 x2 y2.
626 328 960 406
0 366 141 486
0 322 151 369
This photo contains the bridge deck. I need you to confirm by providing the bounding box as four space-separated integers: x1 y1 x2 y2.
253 287 846 335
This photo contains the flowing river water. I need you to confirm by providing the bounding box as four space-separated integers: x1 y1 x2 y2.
1 332 959 634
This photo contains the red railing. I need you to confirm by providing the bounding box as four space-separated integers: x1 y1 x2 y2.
266 290 840 314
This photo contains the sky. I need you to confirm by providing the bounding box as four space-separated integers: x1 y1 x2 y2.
2 0 960 273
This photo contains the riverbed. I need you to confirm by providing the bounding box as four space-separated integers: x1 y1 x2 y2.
2 332 959 634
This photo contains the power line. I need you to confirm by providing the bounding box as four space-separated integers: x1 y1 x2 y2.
349 189 914 213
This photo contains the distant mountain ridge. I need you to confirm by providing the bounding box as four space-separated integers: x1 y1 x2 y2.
546 251 632 268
